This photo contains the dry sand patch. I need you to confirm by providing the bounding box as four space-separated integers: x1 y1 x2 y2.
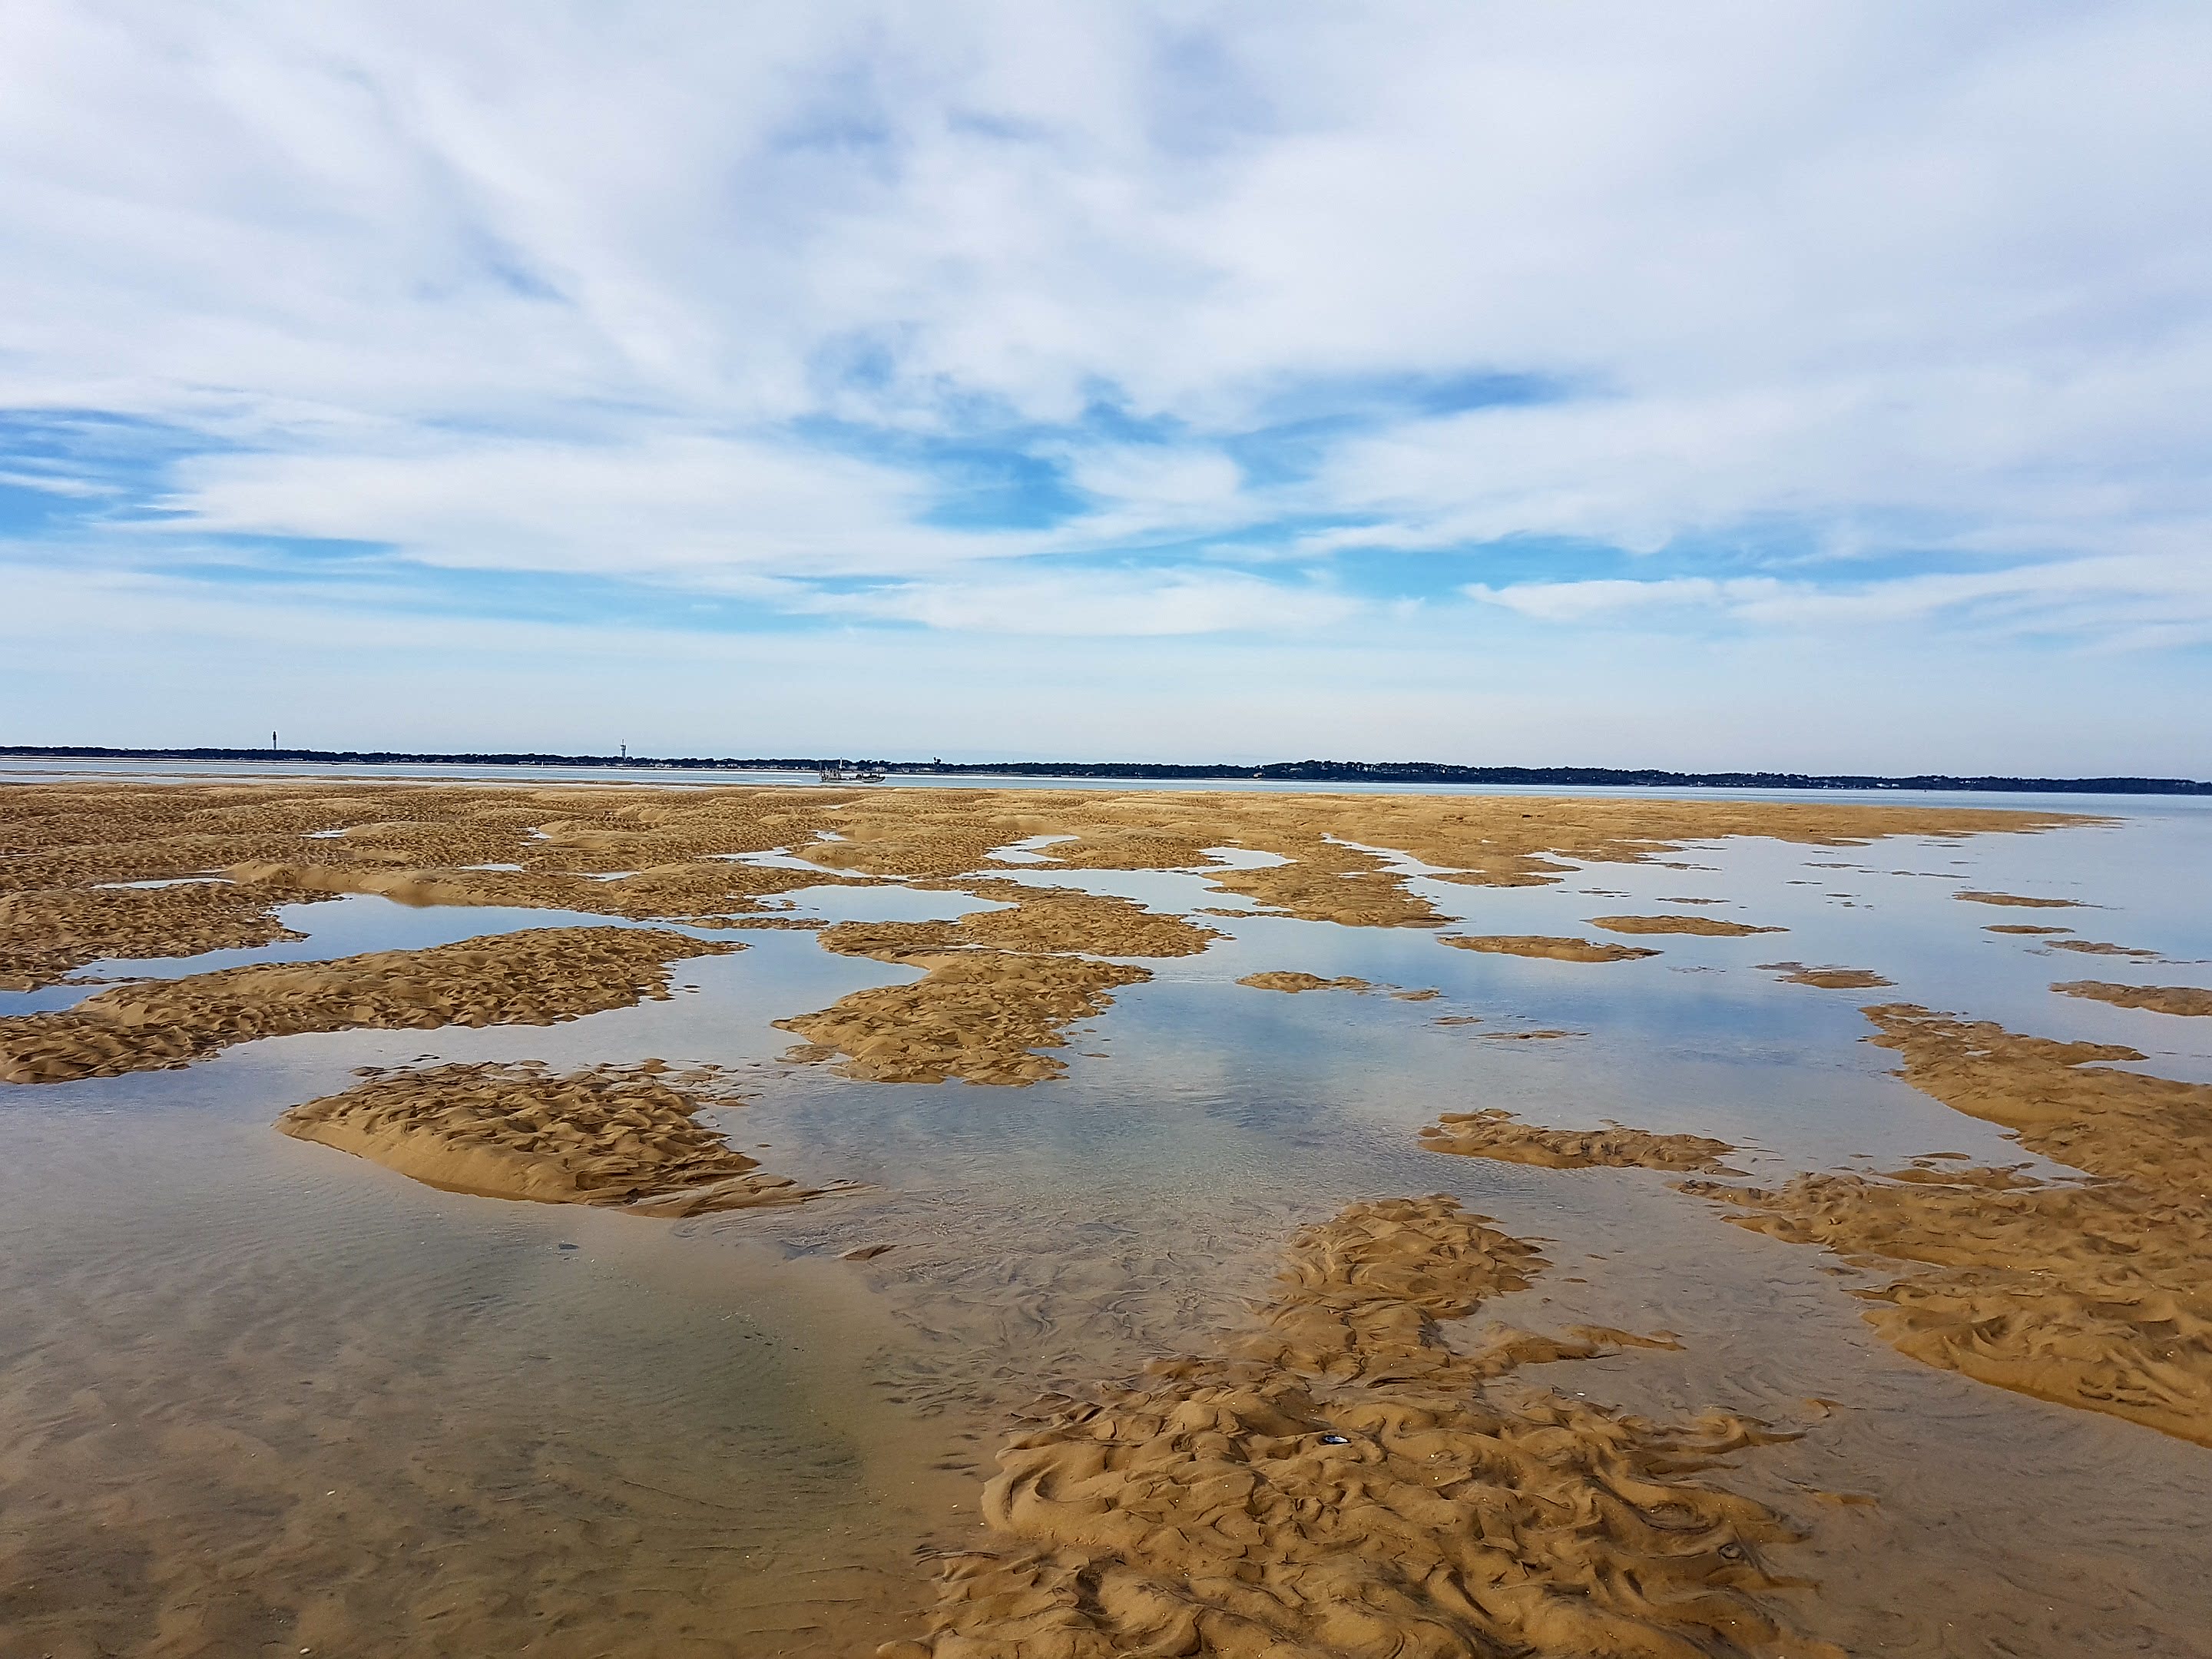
1686 1004 2212 1445
0 926 737 1084
879 1194 1836 1659
279 1061 834 1215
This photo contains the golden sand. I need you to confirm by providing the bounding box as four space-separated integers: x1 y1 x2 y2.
0 879 317 991
1758 962 1895 990
0 927 736 1084
0 782 2081 972
1590 914 1786 937
879 1196 1836 1659
1687 1005 2212 1445
2052 980 2212 1017
279 1061 832 1215
1440 934 1660 963
1420 1108 1741 1174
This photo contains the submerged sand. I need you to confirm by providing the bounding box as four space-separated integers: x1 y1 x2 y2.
0 926 736 1084
1759 962 1895 990
879 1194 1836 1659
280 1061 832 1214
1421 1108 1741 1173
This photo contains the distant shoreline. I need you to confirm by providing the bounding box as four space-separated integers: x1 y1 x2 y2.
3 744 2205 796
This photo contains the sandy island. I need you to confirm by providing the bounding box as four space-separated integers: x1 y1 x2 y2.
0 926 735 1084
1684 1004 2212 1445
1421 1108 1742 1173
879 1194 1837 1659
280 1060 834 1214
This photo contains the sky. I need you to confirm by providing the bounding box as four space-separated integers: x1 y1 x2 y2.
2 2 2209 773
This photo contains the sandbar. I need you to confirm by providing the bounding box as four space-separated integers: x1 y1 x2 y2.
1686 1004 2212 1444
2052 980 2212 1017
279 1060 832 1215
1421 1108 1740 1172
0 926 737 1084
880 1194 1834 1659
1591 914 1785 937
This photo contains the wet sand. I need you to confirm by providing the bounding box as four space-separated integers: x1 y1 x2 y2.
1759 962 1895 990
882 1196 1836 1659
1591 912 1786 936
280 1061 833 1214
1687 1004 2212 1444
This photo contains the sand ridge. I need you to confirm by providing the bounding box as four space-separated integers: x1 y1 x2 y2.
1237 972 1441 1001
1591 914 1786 937
1420 1108 1742 1173
879 1195 1838 1659
277 1060 833 1215
2052 980 2212 1017
0 926 738 1084
1440 934 1660 963
1955 890 2085 909
1686 1004 2212 1444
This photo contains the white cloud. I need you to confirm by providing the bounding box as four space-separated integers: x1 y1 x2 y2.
2 2 2210 757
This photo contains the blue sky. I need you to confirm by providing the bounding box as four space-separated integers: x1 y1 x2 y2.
2 2 2209 770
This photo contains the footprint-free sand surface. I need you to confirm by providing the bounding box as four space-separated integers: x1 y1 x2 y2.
5 776 2210 1658
883 1196 1835 1659
280 1061 832 1214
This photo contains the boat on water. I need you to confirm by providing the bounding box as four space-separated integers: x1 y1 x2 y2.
817 763 886 783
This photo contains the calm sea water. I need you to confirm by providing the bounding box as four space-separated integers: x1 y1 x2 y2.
3 796 2210 1657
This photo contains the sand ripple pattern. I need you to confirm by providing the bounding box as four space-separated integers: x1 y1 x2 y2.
1421 1108 1740 1174
279 1061 831 1215
0 926 737 1083
1687 1005 2212 1445
881 1196 1837 1659
0 879 316 990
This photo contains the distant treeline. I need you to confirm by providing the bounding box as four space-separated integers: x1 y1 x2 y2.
5 744 2207 795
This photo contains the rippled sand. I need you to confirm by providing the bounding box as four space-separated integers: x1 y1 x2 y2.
3 779 2210 1657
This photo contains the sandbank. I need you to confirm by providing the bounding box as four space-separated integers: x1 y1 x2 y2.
1686 1004 2212 1444
0 926 736 1084
1759 962 1895 989
2052 980 2212 1017
880 1194 1834 1659
1441 934 1660 963
280 1061 833 1214
1421 1108 1740 1172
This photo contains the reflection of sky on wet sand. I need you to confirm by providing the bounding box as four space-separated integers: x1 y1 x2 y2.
2 798 2210 1654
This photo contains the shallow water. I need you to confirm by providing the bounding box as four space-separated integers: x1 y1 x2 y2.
4 801 2212 1656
